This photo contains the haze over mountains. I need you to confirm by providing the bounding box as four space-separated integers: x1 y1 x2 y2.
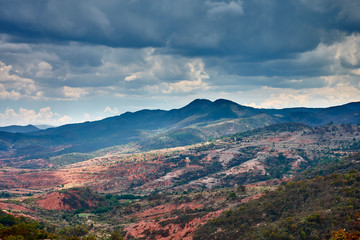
0 99 360 160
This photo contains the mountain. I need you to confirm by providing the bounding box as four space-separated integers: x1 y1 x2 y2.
34 124 54 130
0 99 360 161
0 124 39 133
194 167 360 240
39 99 359 149
273 101 360 125
26 99 263 151
1 122 359 239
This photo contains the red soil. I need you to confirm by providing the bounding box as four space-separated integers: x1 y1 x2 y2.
0 169 63 189
37 192 73 211
125 210 223 240
134 203 204 219
36 190 98 211
0 201 32 212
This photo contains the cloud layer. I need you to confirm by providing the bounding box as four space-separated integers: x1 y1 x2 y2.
0 107 71 126
0 0 360 125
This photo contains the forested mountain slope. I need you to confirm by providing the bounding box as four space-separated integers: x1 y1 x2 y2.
1 99 359 164
194 155 360 239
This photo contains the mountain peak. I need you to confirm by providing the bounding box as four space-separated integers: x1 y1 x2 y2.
213 98 239 106
182 99 213 110
189 98 212 105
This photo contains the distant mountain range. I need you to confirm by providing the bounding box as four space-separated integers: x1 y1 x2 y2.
0 124 53 133
0 124 40 133
0 99 360 160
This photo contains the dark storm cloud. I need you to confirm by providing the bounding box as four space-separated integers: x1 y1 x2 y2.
1 0 360 126
1 0 360 60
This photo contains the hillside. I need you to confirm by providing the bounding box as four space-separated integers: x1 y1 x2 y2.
194 155 360 239
0 99 359 168
29 99 264 150
0 124 39 133
1 122 359 190
0 121 359 239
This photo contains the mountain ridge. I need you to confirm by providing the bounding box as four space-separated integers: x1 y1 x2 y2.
0 124 39 133
0 99 359 161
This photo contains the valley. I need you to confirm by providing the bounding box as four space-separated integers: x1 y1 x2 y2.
2 0 360 238
1 120 360 239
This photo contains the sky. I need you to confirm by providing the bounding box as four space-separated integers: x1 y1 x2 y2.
1 0 360 126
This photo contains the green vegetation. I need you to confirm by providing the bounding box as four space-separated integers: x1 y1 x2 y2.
194 170 360 240
49 153 95 166
296 152 360 181
0 210 55 239
1 120 360 239
231 122 311 139
0 140 9 151
0 210 125 239
0 192 14 198
265 153 292 179
59 188 102 210
91 193 144 214
139 128 205 151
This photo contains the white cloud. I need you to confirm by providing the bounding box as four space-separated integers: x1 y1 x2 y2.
0 107 72 126
0 84 21 100
162 59 210 94
104 106 119 115
63 86 88 99
206 0 244 16
249 80 360 109
0 61 41 100
188 59 209 81
334 34 360 67
299 33 360 74
35 61 52 78
114 93 126 98
162 78 209 94
124 73 138 81
351 68 360 75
